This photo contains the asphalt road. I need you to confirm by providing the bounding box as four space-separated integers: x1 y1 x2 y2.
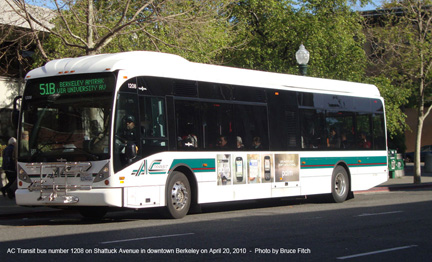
1 189 431 262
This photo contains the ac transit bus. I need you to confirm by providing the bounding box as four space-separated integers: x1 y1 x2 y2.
15 51 388 219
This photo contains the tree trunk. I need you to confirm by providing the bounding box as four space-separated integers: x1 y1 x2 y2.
86 0 95 55
414 109 423 184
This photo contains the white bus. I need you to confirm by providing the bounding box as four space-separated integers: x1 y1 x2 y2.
15 51 388 219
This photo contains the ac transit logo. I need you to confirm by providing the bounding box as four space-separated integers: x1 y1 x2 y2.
132 159 168 176
132 160 147 176
149 160 168 174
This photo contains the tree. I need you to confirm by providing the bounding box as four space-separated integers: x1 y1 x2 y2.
225 0 370 81
0 0 53 78
364 1 432 183
365 76 410 139
5 0 239 65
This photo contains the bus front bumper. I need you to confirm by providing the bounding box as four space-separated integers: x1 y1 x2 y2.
15 187 123 207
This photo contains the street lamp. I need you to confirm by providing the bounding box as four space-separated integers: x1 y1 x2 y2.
295 44 309 76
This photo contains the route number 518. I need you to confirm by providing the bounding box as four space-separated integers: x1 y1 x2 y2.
39 83 56 95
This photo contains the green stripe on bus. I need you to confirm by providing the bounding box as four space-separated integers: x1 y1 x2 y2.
170 158 216 173
300 156 387 169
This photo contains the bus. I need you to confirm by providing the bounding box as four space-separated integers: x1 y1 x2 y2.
15 51 388 219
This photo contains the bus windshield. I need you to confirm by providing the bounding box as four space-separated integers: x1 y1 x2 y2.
18 73 116 162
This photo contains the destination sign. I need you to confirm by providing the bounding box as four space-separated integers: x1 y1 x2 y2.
39 78 107 96
25 73 115 99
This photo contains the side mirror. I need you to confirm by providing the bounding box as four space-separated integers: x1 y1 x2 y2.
12 96 22 129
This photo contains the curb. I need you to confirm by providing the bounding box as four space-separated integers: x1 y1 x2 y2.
355 182 432 194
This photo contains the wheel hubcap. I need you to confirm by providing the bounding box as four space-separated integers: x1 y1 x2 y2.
335 173 346 196
171 181 188 211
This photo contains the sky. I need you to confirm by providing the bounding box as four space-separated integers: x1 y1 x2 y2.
24 0 384 12
353 0 384 11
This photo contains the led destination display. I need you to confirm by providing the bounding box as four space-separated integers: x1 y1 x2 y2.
25 73 115 98
39 78 107 96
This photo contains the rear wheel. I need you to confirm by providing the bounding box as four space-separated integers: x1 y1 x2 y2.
331 166 349 203
165 171 191 219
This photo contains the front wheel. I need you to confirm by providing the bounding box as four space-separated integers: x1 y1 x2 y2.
164 172 191 219
331 166 350 203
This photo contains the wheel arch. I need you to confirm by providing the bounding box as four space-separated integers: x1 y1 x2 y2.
167 164 198 207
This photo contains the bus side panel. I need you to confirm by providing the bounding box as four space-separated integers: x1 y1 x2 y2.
233 184 272 200
124 186 163 208
349 152 388 191
299 169 333 196
350 168 388 191
271 187 302 198
120 160 167 209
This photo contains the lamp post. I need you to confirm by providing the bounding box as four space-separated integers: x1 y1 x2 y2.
295 44 309 76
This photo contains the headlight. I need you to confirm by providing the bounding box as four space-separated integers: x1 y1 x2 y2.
93 163 110 183
18 166 32 184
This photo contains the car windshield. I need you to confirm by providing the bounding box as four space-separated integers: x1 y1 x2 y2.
18 73 115 162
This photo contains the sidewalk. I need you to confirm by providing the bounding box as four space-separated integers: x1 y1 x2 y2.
363 163 432 193
1 164 432 218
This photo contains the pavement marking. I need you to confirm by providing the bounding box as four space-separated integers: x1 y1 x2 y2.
337 245 418 260
100 233 195 244
357 210 403 217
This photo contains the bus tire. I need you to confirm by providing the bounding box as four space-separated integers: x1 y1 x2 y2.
331 166 349 203
78 206 108 220
165 171 191 219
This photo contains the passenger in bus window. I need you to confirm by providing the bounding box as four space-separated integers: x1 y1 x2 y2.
180 134 198 148
236 136 244 149
252 136 262 149
340 133 349 149
217 136 228 148
327 128 341 148
359 132 371 149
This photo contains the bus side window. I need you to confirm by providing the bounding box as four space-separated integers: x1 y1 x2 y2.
301 109 325 149
372 113 386 150
201 102 234 150
114 92 140 172
233 104 268 151
175 100 200 150
356 113 372 150
139 96 168 157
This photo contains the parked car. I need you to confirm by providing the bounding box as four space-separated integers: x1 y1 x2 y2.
404 145 432 162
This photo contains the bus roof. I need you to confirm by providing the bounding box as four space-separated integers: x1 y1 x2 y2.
25 51 381 98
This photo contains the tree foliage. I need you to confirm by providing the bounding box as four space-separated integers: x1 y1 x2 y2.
364 0 432 183
7 0 239 65
224 0 369 81
366 76 410 137
1 0 53 77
